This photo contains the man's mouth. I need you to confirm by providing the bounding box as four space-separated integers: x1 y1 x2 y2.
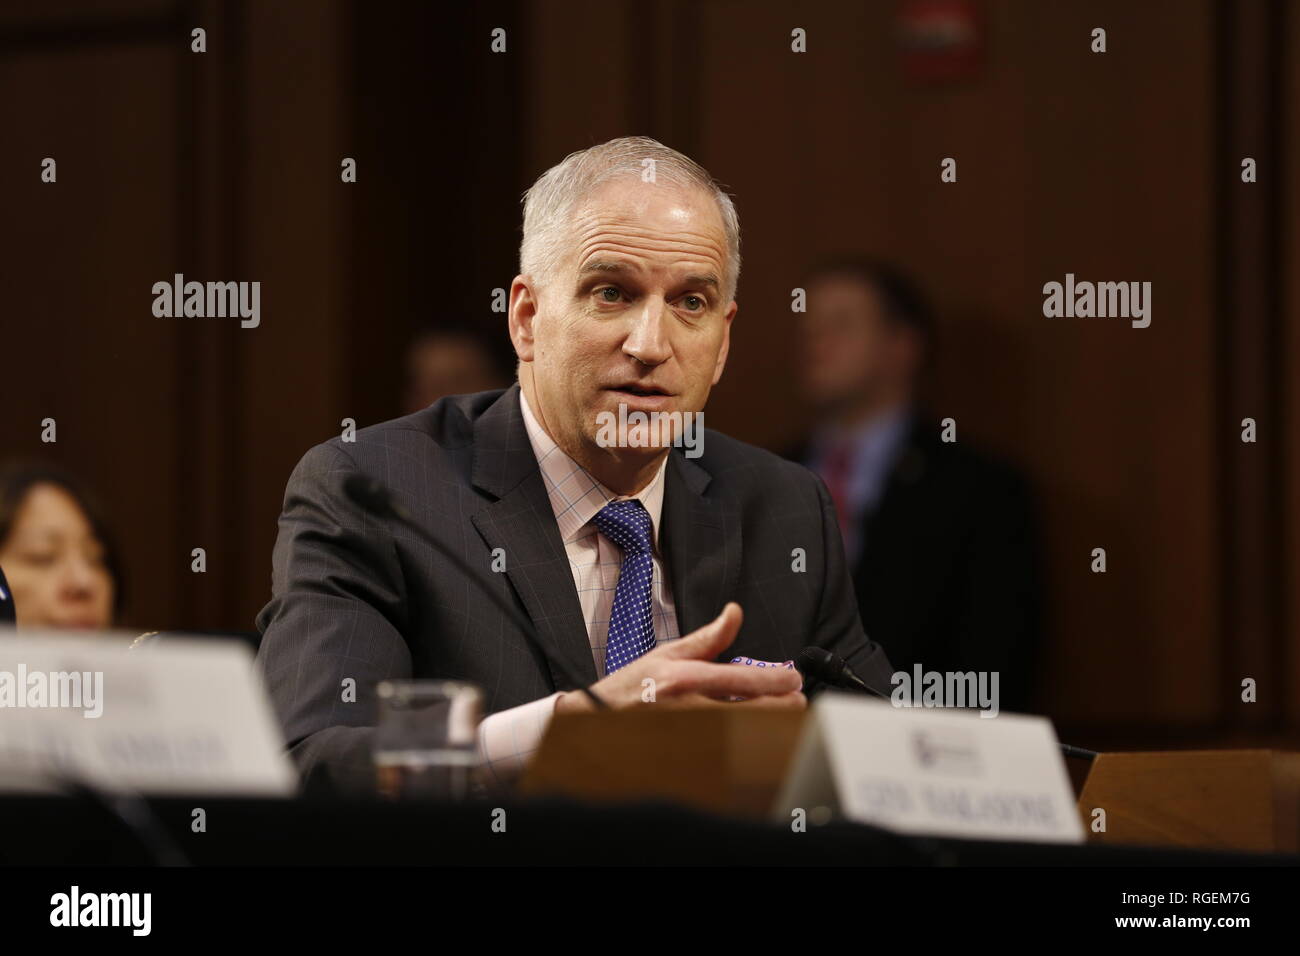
609 384 672 398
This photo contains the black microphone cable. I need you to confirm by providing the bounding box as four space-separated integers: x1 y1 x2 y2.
45 769 190 867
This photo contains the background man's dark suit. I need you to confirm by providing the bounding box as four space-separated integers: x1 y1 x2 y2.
794 418 1042 713
257 384 893 793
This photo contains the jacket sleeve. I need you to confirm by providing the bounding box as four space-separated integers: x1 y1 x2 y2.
255 441 412 796
806 473 895 698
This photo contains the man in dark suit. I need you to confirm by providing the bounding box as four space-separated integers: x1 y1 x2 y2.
794 259 1042 713
256 137 894 795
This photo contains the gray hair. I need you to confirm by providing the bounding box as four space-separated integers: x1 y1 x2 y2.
519 136 741 303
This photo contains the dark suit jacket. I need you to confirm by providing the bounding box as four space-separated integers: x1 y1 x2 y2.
256 384 893 794
794 418 1042 713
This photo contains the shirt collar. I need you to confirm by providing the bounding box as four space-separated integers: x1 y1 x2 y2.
518 388 668 548
814 403 913 466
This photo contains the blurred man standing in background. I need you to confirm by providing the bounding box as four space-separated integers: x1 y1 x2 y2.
793 260 1042 713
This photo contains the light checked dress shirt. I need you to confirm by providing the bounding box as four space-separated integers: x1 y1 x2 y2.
475 389 680 786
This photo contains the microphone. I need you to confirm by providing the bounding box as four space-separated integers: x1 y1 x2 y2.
796 645 1097 761
797 647 892 702
342 474 608 709
1058 743 1098 761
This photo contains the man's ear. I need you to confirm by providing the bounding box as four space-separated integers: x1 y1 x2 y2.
508 275 538 362
711 300 737 386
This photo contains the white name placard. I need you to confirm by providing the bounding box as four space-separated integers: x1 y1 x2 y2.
774 693 1084 843
0 629 296 797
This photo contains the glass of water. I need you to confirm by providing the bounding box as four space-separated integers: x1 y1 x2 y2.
373 679 483 801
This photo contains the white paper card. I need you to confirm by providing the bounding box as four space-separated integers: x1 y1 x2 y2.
774 692 1084 843
0 629 297 797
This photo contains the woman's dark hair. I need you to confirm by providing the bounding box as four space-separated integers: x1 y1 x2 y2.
0 461 125 616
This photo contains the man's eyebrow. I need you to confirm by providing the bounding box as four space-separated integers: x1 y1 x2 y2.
577 260 636 280
576 261 721 293
683 273 721 292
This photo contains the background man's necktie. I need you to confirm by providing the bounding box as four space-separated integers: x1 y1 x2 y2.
821 439 855 547
592 499 656 673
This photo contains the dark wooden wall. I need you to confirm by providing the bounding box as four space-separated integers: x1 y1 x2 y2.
0 0 1295 749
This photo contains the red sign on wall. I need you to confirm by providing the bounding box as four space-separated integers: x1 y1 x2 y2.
896 0 984 84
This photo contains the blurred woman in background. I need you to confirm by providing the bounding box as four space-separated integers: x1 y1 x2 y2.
0 462 121 631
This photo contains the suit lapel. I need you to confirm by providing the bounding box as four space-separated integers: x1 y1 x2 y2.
469 385 597 687
661 450 741 646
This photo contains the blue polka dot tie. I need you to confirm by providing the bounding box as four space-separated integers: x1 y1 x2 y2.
593 499 656 674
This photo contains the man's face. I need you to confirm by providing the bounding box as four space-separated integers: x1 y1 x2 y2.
800 275 914 412
404 334 506 414
511 177 736 464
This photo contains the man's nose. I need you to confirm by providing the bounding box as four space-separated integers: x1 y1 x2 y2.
622 299 672 367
